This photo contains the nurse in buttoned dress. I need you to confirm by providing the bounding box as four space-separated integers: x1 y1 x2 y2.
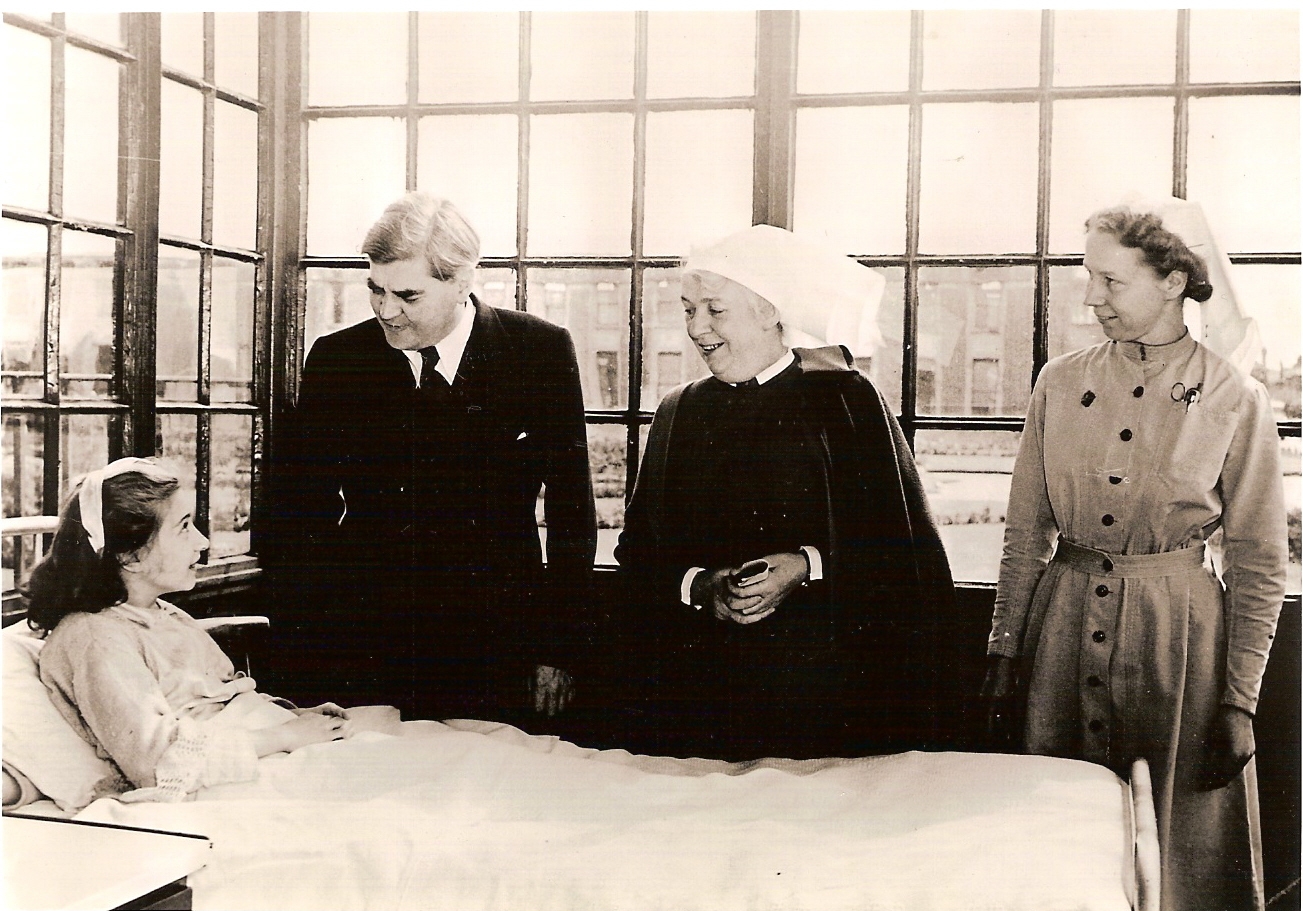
985 204 1287 911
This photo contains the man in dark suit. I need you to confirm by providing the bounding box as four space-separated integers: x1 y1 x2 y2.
267 193 596 725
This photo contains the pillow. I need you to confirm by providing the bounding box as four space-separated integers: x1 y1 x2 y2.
3 625 115 812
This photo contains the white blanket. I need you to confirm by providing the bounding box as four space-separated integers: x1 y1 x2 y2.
75 720 1135 911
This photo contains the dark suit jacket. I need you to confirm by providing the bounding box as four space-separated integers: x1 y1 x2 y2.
266 297 596 716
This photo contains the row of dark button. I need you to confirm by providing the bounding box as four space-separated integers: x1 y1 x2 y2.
1080 386 1146 408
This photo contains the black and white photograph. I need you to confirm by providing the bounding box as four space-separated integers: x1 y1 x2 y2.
2 9 1299 911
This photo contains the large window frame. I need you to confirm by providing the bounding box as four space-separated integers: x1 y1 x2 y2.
2 12 275 593
4 12 1297 592
277 10 1299 581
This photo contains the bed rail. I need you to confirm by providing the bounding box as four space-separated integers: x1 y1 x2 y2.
1130 757 1161 911
1 516 59 626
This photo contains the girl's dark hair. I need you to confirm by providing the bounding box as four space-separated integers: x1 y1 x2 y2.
1085 207 1214 303
25 468 180 633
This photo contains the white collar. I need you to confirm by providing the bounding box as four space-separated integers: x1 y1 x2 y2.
402 298 475 387
735 349 795 386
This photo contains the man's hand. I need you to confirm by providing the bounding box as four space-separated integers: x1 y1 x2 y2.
981 656 1018 747
1203 705 1256 790
693 553 809 625
530 665 574 717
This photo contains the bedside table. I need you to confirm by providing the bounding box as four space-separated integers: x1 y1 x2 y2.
3 814 210 910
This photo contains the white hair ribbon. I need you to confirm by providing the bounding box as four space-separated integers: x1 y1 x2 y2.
77 458 168 556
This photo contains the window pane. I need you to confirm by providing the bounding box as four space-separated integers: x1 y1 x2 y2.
306 118 406 255
922 11 1041 91
160 80 203 240
161 12 204 78
914 429 1020 584
157 247 201 401
308 13 407 106
1283 438 1301 594
589 423 627 565
1048 98 1174 253
528 113 633 256
211 258 255 403
2 412 46 593
643 110 754 257
472 268 517 310
3 26 50 211
213 101 259 250
210 413 252 558
525 268 630 410
1225 264 1301 421
917 266 1034 417
3 413 46 521
530 12 634 101
919 103 1039 254
1188 96 1300 253
304 268 370 362
156 413 197 492
864 266 905 416
60 231 116 399
416 115 518 257
646 12 755 99
2 219 47 398
65 14 122 47
641 267 711 411
418 12 519 104
797 11 911 94
1048 264 1106 361
1052 11 1175 86
64 47 120 224
794 106 909 255
60 412 117 497
214 12 259 96
1190 10 1300 84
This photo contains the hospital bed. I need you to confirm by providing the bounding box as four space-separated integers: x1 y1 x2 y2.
2 520 1159 911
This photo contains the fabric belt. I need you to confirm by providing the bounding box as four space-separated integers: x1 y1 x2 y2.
1053 537 1206 579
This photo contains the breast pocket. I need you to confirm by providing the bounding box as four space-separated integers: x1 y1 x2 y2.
1043 388 1111 468
1159 406 1237 491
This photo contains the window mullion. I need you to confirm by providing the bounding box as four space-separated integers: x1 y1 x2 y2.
515 12 530 310
119 12 162 458
627 10 648 469
1032 9 1054 385
753 10 797 229
1172 10 1191 200
900 10 926 439
405 10 418 192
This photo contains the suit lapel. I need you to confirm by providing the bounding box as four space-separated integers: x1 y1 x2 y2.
455 296 509 410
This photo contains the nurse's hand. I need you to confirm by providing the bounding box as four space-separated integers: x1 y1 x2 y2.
981 656 1019 748
1203 705 1256 790
722 552 808 623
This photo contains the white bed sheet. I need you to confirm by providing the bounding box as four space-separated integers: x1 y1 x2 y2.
74 719 1136 911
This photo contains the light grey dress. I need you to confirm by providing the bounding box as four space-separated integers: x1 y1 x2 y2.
990 333 1287 911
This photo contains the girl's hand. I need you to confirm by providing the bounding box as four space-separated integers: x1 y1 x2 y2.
253 712 350 756
294 702 350 719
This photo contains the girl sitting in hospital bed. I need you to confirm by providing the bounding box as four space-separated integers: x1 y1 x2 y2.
15 458 372 804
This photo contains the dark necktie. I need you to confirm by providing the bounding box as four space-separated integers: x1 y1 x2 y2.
736 378 760 389
419 347 449 392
